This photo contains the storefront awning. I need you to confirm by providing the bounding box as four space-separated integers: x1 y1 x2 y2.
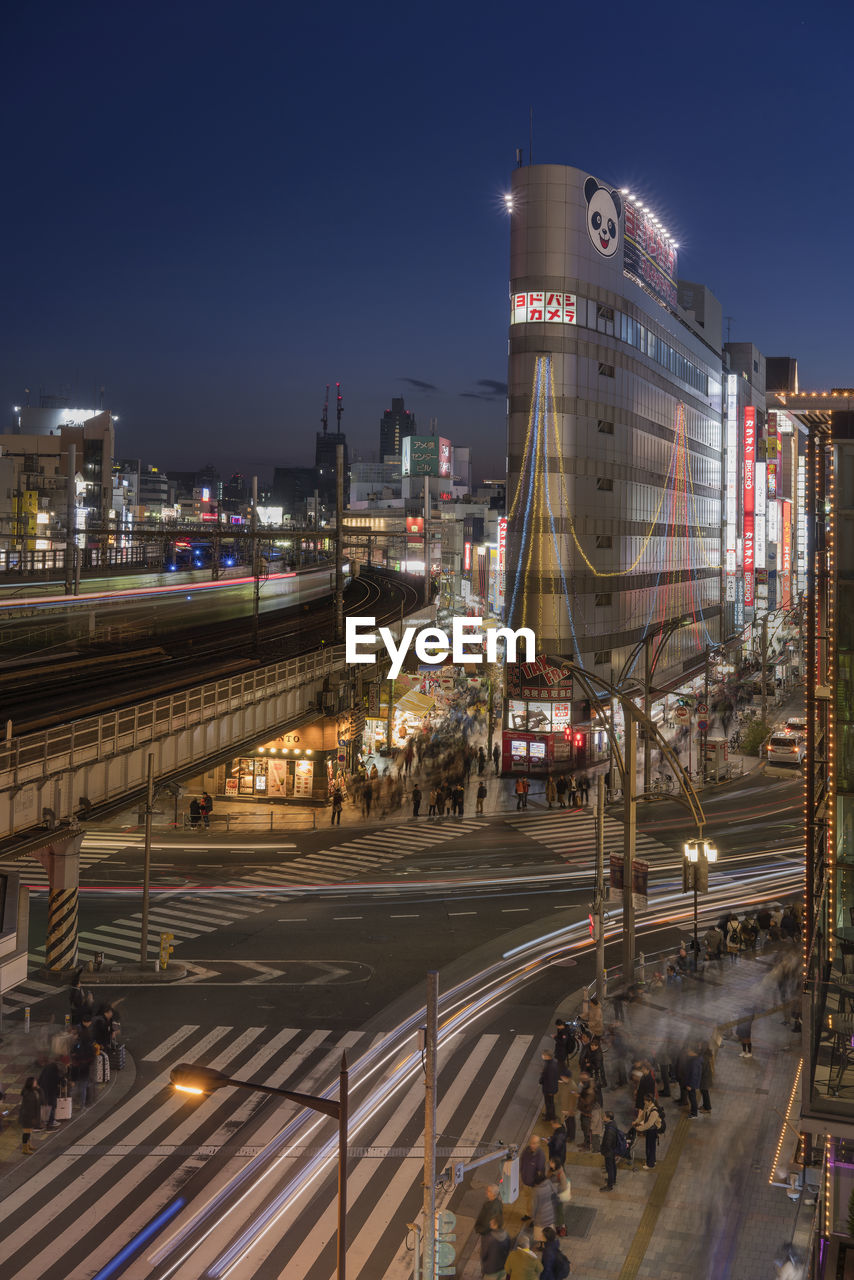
395 690 436 719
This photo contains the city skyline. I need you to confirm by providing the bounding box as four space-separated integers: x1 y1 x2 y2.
2 2 852 480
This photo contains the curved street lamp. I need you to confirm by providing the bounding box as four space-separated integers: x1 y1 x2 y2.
170 1054 349 1279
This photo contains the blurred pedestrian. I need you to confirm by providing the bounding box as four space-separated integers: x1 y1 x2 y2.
700 1042 714 1112
37 1059 65 1130
473 1184 504 1237
531 1169 558 1243
480 1215 511 1280
519 1134 546 1217
200 791 212 828
540 1051 559 1121
737 1010 755 1059
476 780 487 814
634 1095 663 1169
556 775 567 808
19 1076 44 1155
545 776 557 808
599 1111 619 1191
411 784 422 817
504 1234 540 1280
331 785 343 825
189 798 201 829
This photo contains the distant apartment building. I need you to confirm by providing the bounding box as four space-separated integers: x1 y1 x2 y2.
379 396 416 459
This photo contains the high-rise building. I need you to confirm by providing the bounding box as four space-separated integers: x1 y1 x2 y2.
506 163 724 689
379 396 415 459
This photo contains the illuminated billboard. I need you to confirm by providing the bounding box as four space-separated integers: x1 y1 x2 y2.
623 199 678 309
402 436 439 476
743 407 756 516
511 291 577 325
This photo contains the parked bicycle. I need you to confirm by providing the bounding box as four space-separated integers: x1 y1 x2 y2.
651 773 674 797
729 730 742 750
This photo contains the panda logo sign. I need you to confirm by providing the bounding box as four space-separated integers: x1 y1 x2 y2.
584 176 622 259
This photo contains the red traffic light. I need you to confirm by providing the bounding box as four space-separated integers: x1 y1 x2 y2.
573 732 584 748
563 725 572 742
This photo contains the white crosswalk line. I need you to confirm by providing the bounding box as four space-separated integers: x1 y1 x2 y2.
142 1024 202 1062
0 1024 234 1235
143 1029 367 1280
5 1026 271 1275
345 1034 502 1280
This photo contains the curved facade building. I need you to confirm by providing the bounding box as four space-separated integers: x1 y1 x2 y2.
506 163 723 687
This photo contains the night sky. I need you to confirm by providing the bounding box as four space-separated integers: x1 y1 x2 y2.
2 1 851 484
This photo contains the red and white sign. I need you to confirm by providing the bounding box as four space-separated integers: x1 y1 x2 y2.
743 407 756 516
743 513 755 607
675 705 689 722
463 541 472 572
511 291 577 325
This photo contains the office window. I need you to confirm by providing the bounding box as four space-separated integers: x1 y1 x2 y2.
595 592 612 606
596 478 613 491
597 420 614 434
595 534 613 548
594 650 612 666
598 362 615 378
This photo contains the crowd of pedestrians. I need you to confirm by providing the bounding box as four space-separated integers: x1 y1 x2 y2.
3 971 126 1157
472 905 805 1277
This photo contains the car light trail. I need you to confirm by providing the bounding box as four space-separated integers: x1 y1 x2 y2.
147 862 802 1278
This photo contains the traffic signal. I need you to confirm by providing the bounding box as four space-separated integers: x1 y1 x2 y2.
588 913 595 939
573 731 584 749
563 725 572 742
498 1157 520 1203
159 932 174 970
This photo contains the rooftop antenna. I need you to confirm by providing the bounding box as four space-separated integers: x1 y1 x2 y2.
336 382 343 431
529 106 533 165
725 316 734 344
322 384 329 434
430 416 437 437
516 147 523 168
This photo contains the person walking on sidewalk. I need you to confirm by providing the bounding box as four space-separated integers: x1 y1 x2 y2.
599 1111 619 1191
411 784 422 817
539 1051 559 1121
476 780 487 814
545 775 557 809
699 1041 714 1111
19 1076 44 1155
480 1216 511 1280
541 1226 571 1279
331 785 343 825
548 1117 567 1168
556 774 567 808
685 1046 701 1116
428 787 437 818
725 913 742 961
473 1184 504 1238
492 743 501 775
515 777 526 810
737 1009 755 1059
519 1134 546 1217
200 791 212 828
504 1234 541 1280
634 1095 663 1169
38 1059 65 1130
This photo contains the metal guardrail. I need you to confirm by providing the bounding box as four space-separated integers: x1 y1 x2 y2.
0 643 347 787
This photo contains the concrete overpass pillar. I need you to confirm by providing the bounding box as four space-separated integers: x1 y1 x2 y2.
30 826 85 973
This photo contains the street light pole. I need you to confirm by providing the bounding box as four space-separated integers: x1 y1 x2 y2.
140 752 154 966
622 717 637 986
423 970 439 1280
595 774 606 999
171 1057 349 1280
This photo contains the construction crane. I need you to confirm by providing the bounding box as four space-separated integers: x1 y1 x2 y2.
336 382 343 430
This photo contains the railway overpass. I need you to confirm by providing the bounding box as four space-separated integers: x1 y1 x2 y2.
0 565 427 971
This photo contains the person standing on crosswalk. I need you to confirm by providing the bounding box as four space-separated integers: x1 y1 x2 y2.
331 786 343 825
492 743 501 775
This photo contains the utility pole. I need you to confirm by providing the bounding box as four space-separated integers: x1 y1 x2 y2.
335 441 344 642
423 474 431 606
423 971 439 1280
702 643 710 778
761 612 769 726
251 475 260 651
64 442 76 596
622 718 637 986
643 634 652 794
595 774 606 999
140 752 154 966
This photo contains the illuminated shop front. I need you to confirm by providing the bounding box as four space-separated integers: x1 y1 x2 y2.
216 720 347 803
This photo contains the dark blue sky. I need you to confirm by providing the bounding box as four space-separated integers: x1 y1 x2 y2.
2 0 850 483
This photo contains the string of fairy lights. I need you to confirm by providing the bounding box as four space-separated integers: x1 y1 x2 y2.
507 354 720 662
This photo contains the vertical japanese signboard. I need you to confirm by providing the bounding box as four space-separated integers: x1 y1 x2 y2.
780 500 792 608
497 517 507 613
725 375 738 602
743 407 756 608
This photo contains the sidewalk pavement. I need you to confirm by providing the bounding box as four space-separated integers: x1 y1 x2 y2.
455 945 805 1279
0 1019 131 1187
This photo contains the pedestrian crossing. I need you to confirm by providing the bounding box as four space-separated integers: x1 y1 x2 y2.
0 837 116 889
27 891 278 971
0 1020 540 1280
506 808 676 863
229 818 488 888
